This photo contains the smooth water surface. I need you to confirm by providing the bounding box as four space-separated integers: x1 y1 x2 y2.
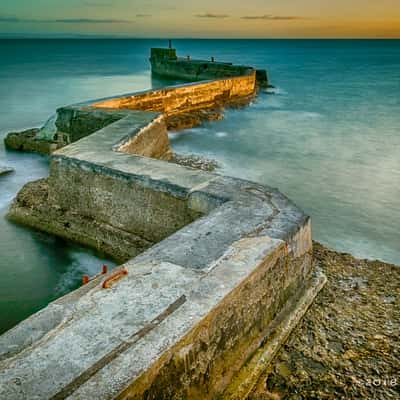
0 39 399 333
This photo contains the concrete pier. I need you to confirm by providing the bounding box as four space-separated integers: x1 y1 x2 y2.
0 47 323 399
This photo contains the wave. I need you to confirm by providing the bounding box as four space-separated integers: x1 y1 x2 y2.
54 250 115 296
265 86 287 95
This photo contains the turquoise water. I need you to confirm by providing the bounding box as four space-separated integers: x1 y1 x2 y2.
0 39 399 333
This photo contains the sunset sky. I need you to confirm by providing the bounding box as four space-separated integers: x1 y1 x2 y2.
0 0 399 38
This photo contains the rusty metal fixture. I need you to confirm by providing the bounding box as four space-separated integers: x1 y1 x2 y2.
82 265 109 286
102 267 128 289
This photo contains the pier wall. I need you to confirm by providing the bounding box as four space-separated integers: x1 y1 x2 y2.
51 72 256 146
48 157 201 245
91 73 257 112
0 48 322 400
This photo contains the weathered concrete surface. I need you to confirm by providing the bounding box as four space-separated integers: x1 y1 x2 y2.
3 115 316 398
224 268 327 400
0 238 313 400
8 178 152 262
55 108 134 145
1 47 319 399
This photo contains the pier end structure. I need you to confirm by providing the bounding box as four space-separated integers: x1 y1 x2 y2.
150 47 269 88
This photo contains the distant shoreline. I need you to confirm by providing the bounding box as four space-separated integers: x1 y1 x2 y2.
1 36 399 40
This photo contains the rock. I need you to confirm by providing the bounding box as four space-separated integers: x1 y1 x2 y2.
275 362 292 378
0 166 14 176
4 128 60 155
169 153 219 172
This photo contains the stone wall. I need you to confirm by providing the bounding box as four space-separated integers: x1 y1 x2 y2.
91 73 257 113
151 59 252 81
2 156 316 399
117 115 172 160
2 105 318 398
150 47 177 61
118 245 312 400
48 157 200 244
55 108 131 144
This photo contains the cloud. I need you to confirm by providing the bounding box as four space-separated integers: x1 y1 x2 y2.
136 14 152 18
0 16 132 24
241 15 306 20
195 13 229 19
53 18 132 24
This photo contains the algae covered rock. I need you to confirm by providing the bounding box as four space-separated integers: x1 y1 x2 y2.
4 128 59 155
0 165 14 176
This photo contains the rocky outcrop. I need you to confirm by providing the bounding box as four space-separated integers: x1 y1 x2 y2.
4 128 60 154
169 153 219 172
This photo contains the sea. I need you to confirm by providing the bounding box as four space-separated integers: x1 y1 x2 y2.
0 39 399 334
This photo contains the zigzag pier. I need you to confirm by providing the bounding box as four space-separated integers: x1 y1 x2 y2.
0 46 325 400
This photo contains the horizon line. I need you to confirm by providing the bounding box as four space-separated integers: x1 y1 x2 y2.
0 35 399 40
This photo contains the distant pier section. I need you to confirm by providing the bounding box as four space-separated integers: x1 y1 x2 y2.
150 45 269 88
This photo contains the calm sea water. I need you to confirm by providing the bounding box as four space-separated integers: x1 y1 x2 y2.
0 39 399 333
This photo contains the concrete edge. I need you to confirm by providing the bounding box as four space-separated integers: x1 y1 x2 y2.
222 267 327 400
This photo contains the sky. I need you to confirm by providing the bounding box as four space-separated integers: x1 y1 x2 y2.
0 0 399 38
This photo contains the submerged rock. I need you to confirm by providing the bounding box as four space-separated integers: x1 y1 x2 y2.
0 166 14 176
